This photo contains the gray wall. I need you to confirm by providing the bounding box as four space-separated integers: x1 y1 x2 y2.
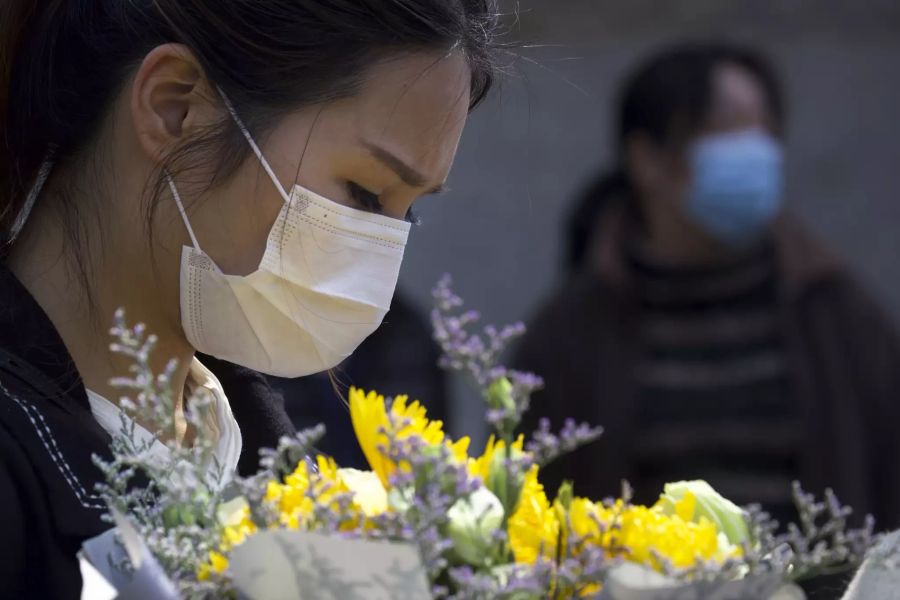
396 1 900 441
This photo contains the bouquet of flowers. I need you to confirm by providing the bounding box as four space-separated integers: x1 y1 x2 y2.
82 277 879 600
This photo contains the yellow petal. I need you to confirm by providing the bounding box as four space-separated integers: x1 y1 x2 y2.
675 491 697 522
211 551 228 572
508 465 559 564
449 436 471 463
350 388 393 487
350 387 471 488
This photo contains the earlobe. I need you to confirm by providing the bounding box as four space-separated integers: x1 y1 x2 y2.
131 44 211 163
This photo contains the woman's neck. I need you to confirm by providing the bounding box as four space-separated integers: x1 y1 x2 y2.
7 190 194 443
635 195 739 268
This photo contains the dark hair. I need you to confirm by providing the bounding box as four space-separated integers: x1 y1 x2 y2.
0 0 502 258
566 41 784 270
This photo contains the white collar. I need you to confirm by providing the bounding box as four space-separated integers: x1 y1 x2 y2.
87 358 243 478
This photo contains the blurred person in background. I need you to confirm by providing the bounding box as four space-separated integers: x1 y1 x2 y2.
515 41 900 533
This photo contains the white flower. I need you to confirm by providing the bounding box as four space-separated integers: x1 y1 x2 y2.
447 487 505 566
657 480 750 546
338 468 388 517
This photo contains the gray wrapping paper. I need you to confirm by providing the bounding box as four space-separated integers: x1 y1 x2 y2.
80 508 180 600
597 563 796 600
841 531 900 600
229 530 431 600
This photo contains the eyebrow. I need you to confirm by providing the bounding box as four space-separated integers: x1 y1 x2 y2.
362 141 446 194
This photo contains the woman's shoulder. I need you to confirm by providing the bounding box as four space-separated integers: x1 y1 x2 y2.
0 370 111 535
0 373 113 598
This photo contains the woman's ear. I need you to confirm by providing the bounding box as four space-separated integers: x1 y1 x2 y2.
130 43 220 163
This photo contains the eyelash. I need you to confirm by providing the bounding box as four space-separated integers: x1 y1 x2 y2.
347 182 419 225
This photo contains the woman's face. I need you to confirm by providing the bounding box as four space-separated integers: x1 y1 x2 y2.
629 62 777 225
703 62 775 137
166 52 472 277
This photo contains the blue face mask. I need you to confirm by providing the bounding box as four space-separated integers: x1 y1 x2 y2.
685 129 784 247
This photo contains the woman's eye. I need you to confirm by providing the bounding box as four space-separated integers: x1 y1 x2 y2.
348 182 420 225
347 182 383 214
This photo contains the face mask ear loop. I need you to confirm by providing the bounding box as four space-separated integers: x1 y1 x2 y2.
8 151 55 242
166 172 202 252
216 86 292 206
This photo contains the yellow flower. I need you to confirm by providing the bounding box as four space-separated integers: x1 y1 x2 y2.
200 457 379 582
468 434 524 482
507 465 560 564
196 498 255 582
672 489 698 522
470 435 528 515
265 462 313 529
197 550 229 581
565 497 605 548
264 455 352 530
349 387 470 488
551 487 740 575
218 501 257 551
592 499 724 570
448 436 471 463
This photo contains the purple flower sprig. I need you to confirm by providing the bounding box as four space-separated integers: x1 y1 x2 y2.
526 418 604 468
447 560 555 599
431 275 527 388
367 407 482 598
780 483 878 581
741 483 880 582
254 425 327 482
95 312 233 598
431 275 544 441
555 546 609 598
483 370 545 442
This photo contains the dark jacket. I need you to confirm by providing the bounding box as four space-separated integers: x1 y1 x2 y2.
0 265 295 599
515 209 900 530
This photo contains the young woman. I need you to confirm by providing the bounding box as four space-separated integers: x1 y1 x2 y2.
516 42 900 532
0 1 500 596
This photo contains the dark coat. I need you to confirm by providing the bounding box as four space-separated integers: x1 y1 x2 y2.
0 265 295 599
515 210 900 530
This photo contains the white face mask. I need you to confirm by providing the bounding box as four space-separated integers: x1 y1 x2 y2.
168 94 410 377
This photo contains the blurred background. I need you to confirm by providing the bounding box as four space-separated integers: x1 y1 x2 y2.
388 0 900 443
